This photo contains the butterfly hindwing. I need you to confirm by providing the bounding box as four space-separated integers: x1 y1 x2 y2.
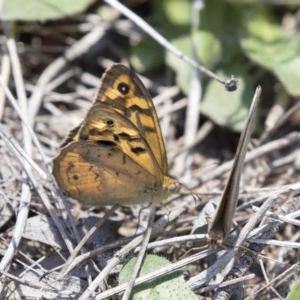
53 141 167 205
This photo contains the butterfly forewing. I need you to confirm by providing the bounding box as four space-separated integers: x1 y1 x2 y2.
94 64 168 173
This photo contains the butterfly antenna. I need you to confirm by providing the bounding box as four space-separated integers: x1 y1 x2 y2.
179 245 208 261
178 183 202 205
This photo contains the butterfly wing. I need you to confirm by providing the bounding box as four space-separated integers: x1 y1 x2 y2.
52 141 168 206
94 64 168 173
78 104 163 180
52 64 181 206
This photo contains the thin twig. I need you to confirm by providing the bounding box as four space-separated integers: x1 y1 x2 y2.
245 262 300 300
0 75 50 172
183 0 202 178
104 0 233 87
28 26 106 126
0 52 10 120
0 129 74 254
212 192 299 299
122 206 156 300
0 125 47 179
195 131 300 185
187 191 280 290
79 205 189 299
95 249 217 300
58 205 119 280
197 273 255 293
79 235 145 300
0 23 32 293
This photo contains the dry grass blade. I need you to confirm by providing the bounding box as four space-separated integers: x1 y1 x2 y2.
208 86 261 246
78 205 188 300
58 204 119 279
28 26 106 125
0 26 33 293
79 235 144 300
212 192 300 299
196 131 300 186
187 191 280 291
0 125 47 179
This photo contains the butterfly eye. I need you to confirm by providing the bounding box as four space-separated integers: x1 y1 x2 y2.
105 119 114 127
118 82 130 95
168 182 181 194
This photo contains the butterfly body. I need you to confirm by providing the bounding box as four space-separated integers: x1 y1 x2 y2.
53 64 180 206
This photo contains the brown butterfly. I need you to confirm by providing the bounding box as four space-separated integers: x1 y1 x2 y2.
52 64 181 206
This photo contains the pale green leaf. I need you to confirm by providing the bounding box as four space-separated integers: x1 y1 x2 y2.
119 255 197 300
130 37 164 73
161 0 191 26
166 31 222 94
288 280 300 300
241 11 300 96
201 64 254 132
2 0 94 21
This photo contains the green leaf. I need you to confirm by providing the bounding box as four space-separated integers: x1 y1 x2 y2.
136 0 242 74
166 31 222 94
167 33 254 132
201 63 254 132
241 10 300 96
130 37 164 73
162 0 242 61
2 0 94 21
161 0 191 26
119 254 197 300
288 280 300 300
163 0 254 132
